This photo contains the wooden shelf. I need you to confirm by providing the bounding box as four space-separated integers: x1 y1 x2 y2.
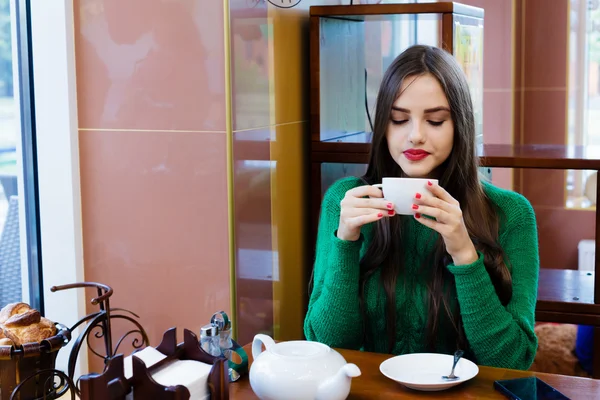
312 142 369 151
479 144 600 170
311 139 369 163
311 143 600 169
537 269 597 308
537 269 600 326
310 3 484 19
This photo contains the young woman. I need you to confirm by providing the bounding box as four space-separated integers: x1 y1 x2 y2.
304 45 539 370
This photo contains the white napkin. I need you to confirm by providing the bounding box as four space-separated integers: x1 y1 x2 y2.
150 359 212 399
124 346 168 379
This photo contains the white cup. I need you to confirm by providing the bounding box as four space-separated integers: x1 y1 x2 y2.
373 178 438 215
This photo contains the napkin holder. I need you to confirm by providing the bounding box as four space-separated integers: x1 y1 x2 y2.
79 327 229 399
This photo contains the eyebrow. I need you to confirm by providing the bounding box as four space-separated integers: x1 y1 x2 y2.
391 106 451 114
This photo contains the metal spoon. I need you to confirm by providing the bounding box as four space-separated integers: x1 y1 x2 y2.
442 350 464 380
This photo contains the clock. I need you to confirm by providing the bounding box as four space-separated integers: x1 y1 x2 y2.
267 0 302 8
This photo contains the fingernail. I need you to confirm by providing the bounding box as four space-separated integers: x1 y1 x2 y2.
377 212 383 218
427 181 433 186
412 204 418 210
388 210 394 215
415 193 421 199
415 213 421 218
387 203 393 209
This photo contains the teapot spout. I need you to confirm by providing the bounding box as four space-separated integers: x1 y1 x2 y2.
315 363 361 400
340 363 361 378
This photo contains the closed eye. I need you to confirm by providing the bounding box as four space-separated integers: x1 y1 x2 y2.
391 119 408 125
428 120 445 127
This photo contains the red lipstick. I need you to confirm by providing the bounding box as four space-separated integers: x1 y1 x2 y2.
403 149 430 161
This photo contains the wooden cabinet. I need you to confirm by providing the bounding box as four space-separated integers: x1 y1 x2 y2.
309 2 484 253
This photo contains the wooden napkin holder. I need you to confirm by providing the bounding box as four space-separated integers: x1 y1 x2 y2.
79 327 229 400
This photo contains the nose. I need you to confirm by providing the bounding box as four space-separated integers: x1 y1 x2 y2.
408 120 425 144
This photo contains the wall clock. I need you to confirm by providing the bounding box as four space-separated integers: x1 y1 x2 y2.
266 0 302 8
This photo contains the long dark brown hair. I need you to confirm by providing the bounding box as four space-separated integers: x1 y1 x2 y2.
361 45 512 354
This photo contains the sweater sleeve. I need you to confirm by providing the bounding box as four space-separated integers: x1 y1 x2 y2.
303 179 365 350
446 193 539 370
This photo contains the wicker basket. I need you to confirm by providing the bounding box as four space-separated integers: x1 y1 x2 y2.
0 325 70 400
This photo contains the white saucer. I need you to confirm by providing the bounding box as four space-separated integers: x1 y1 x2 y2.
379 353 479 391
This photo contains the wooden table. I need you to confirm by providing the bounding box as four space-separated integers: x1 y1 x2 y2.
230 345 600 399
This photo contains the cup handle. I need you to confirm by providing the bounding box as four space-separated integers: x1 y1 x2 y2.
252 334 275 360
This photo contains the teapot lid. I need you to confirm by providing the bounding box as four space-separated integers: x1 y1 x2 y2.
271 341 330 358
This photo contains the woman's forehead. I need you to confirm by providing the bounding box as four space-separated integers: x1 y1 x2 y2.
394 74 449 110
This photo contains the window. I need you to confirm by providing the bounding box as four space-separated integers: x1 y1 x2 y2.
566 0 600 208
0 0 43 310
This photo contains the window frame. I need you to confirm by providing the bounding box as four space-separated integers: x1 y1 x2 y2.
11 0 44 311
28 0 87 374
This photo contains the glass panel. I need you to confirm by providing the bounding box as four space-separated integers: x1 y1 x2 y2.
486 167 513 192
0 0 41 309
318 13 442 143
233 130 276 344
566 0 599 209
230 5 271 131
321 163 368 196
566 169 596 209
520 168 594 270
453 14 484 146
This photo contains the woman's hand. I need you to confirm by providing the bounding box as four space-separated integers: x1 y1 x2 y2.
412 181 478 265
337 185 395 241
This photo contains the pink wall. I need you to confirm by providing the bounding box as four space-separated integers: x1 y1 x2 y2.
74 0 231 368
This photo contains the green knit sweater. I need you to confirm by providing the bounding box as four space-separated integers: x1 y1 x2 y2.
304 177 539 370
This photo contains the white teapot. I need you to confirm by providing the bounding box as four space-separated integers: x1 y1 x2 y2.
249 334 361 400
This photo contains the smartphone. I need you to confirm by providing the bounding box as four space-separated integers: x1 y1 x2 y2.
494 377 570 400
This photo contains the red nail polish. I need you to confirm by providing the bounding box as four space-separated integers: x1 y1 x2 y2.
377 212 383 218
415 213 421 218
415 193 421 199
388 210 394 215
387 203 393 209
427 181 433 186
412 204 418 210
